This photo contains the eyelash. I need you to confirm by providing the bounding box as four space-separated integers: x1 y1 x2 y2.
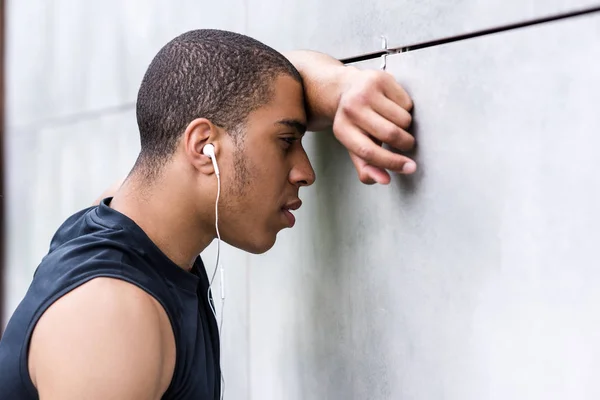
281 137 299 150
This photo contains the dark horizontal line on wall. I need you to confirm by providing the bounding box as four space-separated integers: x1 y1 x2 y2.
9 3 600 133
340 4 600 64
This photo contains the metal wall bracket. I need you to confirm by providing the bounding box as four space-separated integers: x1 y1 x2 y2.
380 35 395 71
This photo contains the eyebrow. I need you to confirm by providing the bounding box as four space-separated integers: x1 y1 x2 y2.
276 119 307 135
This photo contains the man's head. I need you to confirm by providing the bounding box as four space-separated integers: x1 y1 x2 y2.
134 29 315 254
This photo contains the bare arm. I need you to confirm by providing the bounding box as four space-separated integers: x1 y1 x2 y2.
28 278 175 400
283 50 353 132
284 50 416 184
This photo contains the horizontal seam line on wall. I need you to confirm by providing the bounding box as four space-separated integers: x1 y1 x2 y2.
9 3 600 132
340 4 600 64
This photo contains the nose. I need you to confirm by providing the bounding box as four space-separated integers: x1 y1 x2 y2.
289 148 316 187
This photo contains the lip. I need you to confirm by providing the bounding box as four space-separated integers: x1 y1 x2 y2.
281 199 302 228
282 209 296 228
283 199 302 211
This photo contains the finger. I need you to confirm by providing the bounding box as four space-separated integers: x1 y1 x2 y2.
353 107 415 151
381 72 413 111
372 94 413 130
335 122 417 173
349 152 376 185
348 152 391 185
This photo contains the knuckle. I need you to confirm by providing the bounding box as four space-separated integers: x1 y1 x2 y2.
382 72 396 84
358 171 371 184
332 119 349 141
338 99 350 114
402 135 416 150
332 119 342 136
340 97 362 118
355 71 377 90
353 90 370 106
367 69 386 84
331 129 341 143
381 125 402 143
356 144 374 160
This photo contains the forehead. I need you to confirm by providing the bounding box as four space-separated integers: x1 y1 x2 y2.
269 74 305 113
245 74 307 133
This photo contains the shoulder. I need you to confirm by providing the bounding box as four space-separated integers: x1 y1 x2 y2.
47 205 96 253
28 277 176 399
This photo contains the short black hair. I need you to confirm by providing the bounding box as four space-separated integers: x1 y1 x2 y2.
135 29 303 174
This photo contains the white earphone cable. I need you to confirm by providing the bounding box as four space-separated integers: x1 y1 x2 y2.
207 169 225 400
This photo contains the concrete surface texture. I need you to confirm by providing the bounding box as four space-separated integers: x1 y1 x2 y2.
247 0 600 58
4 1 600 399
245 12 600 400
4 111 140 323
7 0 246 127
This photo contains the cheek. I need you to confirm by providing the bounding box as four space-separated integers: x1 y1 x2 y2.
241 147 288 188
224 154 262 209
233 150 251 190
224 145 289 218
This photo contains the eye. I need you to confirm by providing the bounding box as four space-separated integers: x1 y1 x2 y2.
280 136 299 150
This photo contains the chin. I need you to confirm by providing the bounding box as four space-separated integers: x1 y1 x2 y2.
245 238 277 254
226 233 278 254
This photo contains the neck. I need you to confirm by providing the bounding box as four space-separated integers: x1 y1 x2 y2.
109 166 215 271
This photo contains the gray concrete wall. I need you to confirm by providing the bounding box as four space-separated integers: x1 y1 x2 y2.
4 1 600 399
246 0 600 58
246 12 600 399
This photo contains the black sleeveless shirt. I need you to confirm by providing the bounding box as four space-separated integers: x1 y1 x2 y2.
0 198 221 399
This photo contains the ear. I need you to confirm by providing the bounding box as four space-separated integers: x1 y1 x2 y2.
182 118 221 175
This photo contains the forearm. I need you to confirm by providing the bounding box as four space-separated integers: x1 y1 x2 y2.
284 50 358 131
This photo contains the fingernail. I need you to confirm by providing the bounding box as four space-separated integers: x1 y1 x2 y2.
402 162 417 174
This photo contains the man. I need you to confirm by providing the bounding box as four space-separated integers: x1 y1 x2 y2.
0 29 415 399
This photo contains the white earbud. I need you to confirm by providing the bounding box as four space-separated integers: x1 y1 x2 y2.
203 144 220 177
